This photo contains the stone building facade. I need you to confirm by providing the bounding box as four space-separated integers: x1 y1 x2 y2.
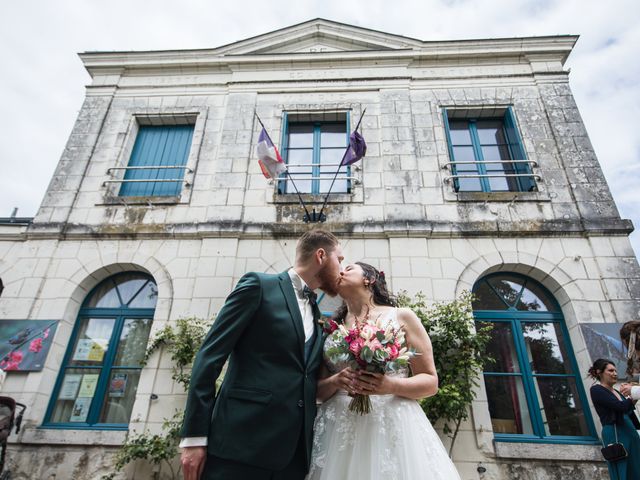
1 19 639 479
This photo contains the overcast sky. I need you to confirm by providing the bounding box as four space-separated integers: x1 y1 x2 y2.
1 0 638 257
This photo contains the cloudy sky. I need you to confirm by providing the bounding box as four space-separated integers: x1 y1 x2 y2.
1 0 638 257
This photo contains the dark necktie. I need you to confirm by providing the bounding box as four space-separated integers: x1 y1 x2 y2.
303 286 322 322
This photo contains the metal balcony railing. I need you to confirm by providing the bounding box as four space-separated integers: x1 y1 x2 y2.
442 160 541 184
103 165 193 187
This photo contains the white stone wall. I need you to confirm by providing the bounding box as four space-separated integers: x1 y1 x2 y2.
2 233 638 478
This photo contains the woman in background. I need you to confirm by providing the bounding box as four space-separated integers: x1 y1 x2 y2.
589 358 640 480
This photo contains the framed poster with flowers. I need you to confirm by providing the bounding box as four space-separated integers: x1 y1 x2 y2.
0 319 59 371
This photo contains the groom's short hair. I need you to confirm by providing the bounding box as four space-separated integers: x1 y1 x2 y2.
296 229 339 262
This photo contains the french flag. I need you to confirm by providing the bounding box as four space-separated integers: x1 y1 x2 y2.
256 127 287 179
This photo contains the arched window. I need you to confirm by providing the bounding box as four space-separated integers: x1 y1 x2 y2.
44 272 157 429
473 273 597 443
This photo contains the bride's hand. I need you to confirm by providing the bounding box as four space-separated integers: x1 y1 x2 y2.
332 367 357 394
353 371 397 395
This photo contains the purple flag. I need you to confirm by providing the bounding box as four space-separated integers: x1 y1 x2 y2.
341 131 367 166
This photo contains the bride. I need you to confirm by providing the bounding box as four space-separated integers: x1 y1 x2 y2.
306 262 461 480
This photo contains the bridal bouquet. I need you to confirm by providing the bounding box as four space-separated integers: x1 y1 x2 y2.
323 316 415 414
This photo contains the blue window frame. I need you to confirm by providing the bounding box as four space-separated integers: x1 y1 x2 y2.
119 125 194 197
43 272 157 430
473 273 598 444
279 112 351 194
443 107 536 193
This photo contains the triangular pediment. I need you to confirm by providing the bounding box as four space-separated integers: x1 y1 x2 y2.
215 18 423 56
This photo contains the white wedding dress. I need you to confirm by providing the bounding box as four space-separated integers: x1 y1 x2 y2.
307 309 462 480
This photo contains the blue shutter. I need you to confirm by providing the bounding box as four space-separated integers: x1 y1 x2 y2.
119 125 194 197
503 108 535 191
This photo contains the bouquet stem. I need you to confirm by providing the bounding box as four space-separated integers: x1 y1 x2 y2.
348 393 372 415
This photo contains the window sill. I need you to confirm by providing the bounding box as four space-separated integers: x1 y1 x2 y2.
20 426 127 446
494 441 602 461
99 195 181 206
447 191 550 202
272 193 356 204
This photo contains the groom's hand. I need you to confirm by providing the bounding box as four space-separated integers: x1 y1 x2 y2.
181 446 206 480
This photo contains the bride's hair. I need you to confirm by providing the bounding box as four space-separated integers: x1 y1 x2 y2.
333 262 397 324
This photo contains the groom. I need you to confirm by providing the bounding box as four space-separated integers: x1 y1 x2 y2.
180 229 343 480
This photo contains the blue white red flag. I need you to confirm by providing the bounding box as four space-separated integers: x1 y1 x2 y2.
341 131 367 166
256 127 287 179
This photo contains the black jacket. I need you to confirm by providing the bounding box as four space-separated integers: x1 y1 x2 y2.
590 384 635 426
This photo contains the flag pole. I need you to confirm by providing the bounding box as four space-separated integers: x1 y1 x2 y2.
254 113 313 221
317 109 366 221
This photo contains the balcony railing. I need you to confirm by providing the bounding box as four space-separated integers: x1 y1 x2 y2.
103 165 193 187
442 160 540 185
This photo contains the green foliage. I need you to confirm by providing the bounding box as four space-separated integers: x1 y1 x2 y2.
103 317 210 480
144 317 210 390
397 291 493 451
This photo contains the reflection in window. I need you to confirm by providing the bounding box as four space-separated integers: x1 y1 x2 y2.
474 273 595 442
279 113 351 195
444 107 536 193
45 272 156 428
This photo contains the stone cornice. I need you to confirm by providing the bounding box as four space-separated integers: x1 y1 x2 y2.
79 35 578 79
11 218 633 242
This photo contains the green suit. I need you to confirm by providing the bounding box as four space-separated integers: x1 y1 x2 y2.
181 271 324 475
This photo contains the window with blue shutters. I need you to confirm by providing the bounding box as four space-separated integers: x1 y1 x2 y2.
443 108 537 193
279 112 352 195
119 125 194 197
473 273 598 444
43 272 157 429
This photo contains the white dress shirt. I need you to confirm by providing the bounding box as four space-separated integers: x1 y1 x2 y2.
179 269 313 449
631 385 640 401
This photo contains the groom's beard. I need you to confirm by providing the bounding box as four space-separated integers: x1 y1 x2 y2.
317 264 340 297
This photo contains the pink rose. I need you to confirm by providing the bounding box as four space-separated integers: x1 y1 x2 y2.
368 338 383 351
388 344 399 360
349 338 365 356
29 338 43 353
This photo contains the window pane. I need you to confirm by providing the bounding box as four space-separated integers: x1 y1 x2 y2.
113 319 153 367
99 369 141 424
319 174 348 194
288 125 313 148
452 146 476 163
481 145 511 162
50 368 101 423
488 177 510 192
473 281 508 310
128 282 158 309
517 282 555 312
286 175 312 193
533 377 590 436
478 322 520 373
457 177 483 192
487 275 523 307
287 149 313 169
68 318 115 367
484 376 534 434
476 121 506 144
115 274 148 306
86 281 121 308
521 322 571 374
448 122 472 145
320 124 346 148
320 149 346 170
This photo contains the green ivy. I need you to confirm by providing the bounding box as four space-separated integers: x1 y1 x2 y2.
397 291 493 456
103 317 211 480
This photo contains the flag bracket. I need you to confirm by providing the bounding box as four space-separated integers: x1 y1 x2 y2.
304 208 326 223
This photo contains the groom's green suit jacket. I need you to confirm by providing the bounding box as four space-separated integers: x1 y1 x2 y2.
181 271 324 471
